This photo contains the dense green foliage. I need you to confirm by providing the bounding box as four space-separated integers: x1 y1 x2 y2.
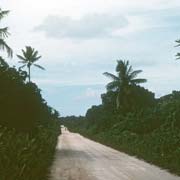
0 121 60 180
62 62 180 176
0 8 61 179
0 57 61 179
0 57 57 131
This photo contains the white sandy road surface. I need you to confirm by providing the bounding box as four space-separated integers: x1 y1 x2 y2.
49 129 180 180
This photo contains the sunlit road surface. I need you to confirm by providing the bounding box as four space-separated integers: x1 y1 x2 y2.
49 128 180 180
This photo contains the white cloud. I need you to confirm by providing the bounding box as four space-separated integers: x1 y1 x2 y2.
35 14 128 39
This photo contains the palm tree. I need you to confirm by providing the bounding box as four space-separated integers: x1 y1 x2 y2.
0 8 13 57
17 46 45 82
103 60 147 110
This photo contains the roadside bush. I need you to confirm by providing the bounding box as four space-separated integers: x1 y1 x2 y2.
0 120 60 180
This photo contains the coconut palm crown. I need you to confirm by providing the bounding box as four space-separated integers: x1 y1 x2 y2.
17 46 45 82
103 60 147 109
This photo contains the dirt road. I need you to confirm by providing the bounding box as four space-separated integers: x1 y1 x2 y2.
49 129 180 180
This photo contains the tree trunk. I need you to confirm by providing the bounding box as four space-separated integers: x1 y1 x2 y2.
28 66 31 82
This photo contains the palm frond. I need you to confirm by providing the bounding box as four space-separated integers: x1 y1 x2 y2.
127 65 133 75
116 60 124 72
33 50 38 57
175 39 180 47
34 64 45 70
106 81 119 91
116 60 129 81
0 9 9 21
0 27 10 38
131 78 147 84
18 60 26 64
103 72 119 81
129 70 143 80
22 49 27 58
17 55 26 61
176 53 180 60
0 39 13 57
34 55 42 61
125 60 129 68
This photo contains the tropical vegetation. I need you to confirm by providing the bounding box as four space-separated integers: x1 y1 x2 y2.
17 46 45 82
0 8 13 57
62 59 180 176
103 60 147 111
0 8 60 179
1 4 180 179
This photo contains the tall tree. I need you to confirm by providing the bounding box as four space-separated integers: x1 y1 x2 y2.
103 60 147 110
17 46 44 82
0 8 13 57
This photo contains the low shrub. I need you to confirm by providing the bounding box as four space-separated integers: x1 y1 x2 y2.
0 119 60 180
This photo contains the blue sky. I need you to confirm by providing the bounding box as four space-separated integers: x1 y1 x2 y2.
1 0 180 116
